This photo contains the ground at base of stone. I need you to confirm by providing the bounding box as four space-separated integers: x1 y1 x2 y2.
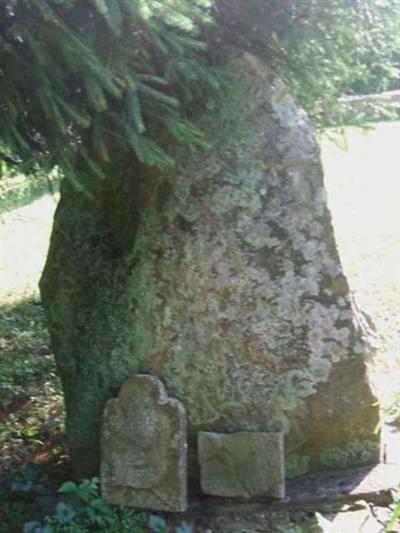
167 462 399 532
169 504 398 532
168 505 398 532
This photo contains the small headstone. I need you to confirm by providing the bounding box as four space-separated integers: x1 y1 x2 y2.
198 432 285 499
101 374 187 512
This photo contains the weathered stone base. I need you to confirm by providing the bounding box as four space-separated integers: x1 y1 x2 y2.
198 432 285 499
101 375 187 512
167 463 399 532
187 463 400 512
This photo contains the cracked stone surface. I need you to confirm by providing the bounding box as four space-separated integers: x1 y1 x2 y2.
101 375 187 512
198 432 285 498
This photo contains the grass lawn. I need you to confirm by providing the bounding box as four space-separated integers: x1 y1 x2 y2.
321 121 400 406
0 121 399 531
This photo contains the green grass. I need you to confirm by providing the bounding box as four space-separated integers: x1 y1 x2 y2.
0 182 63 472
1 194 59 304
0 302 54 409
320 121 400 409
0 181 65 527
0 168 60 215
0 301 64 470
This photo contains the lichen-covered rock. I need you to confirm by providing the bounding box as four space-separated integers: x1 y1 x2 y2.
40 52 379 484
198 432 285 498
101 375 187 512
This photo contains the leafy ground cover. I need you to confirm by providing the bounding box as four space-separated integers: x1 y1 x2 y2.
0 122 399 531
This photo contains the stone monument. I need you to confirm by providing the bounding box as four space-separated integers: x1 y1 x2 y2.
101 375 187 512
123 52 380 485
41 51 380 486
199 432 285 498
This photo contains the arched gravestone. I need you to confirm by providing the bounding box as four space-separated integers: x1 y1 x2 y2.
122 52 380 486
101 375 187 512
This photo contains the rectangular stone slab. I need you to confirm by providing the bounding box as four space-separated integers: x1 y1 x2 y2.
101 375 187 512
198 432 285 499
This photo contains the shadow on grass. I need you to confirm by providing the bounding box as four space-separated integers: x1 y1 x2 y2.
0 299 57 411
0 302 68 532
0 298 65 471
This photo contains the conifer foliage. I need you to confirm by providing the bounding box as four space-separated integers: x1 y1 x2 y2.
0 0 218 189
0 0 399 192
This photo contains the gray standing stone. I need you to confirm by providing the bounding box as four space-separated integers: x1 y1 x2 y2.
40 49 380 482
101 375 187 512
198 432 285 499
121 51 380 481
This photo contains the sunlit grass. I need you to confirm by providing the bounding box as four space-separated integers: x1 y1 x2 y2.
1 194 63 476
1 194 58 305
321 121 400 406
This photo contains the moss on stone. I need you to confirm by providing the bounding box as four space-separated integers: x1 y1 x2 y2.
285 453 310 479
319 439 380 470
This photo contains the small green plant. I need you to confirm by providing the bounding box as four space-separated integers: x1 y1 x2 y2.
386 487 400 532
18 476 195 532
22 477 148 532
0 464 54 533
0 500 34 533
9 463 49 494
148 514 168 532
57 478 116 528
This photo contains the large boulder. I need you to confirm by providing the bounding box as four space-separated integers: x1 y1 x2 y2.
41 52 379 485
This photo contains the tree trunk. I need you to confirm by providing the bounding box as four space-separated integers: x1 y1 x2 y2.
40 169 140 476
